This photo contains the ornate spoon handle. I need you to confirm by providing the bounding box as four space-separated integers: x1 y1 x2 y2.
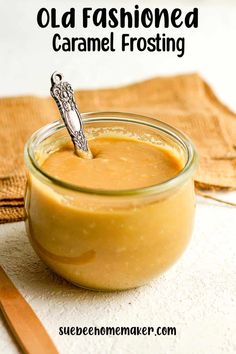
50 72 93 159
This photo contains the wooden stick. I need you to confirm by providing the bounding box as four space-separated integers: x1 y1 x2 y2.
0 265 58 354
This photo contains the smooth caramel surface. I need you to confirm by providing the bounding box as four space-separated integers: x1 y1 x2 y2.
25 134 195 290
42 137 183 190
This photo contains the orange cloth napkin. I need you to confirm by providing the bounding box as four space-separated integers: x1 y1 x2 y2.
0 73 236 223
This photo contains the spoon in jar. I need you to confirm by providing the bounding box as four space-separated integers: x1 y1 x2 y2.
50 71 93 159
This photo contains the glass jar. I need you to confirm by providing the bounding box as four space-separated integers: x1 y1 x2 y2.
24 112 197 291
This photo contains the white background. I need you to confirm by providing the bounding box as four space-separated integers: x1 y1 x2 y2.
0 0 236 111
0 1 236 353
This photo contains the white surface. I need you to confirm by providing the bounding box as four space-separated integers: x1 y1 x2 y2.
0 1 236 354
1 200 236 354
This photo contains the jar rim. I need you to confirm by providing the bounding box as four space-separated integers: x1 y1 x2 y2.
24 111 198 197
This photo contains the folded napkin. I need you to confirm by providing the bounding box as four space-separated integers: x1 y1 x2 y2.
0 73 236 223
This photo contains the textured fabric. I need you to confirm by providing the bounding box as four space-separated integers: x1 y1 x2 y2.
0 73 235 223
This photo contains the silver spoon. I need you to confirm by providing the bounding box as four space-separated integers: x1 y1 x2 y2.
50 71 93 159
